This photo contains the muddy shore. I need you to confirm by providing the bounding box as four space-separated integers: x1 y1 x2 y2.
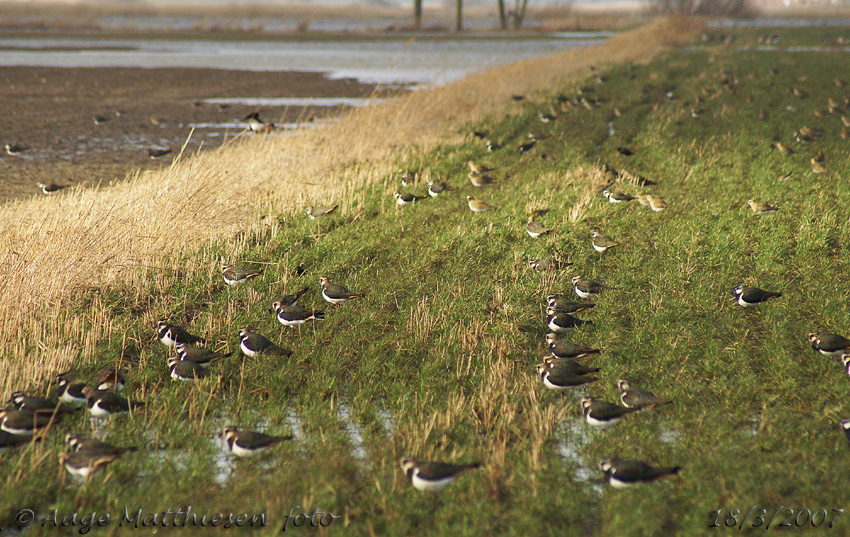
0 65 383 202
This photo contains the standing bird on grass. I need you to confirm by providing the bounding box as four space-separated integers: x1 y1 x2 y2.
599 459 681 488
467 196 495 213
320 277 364 304
223 426 293 457
157 319 206 348
238 328 293 358
399 457 481 493
221 261 263 286
732 285 782 307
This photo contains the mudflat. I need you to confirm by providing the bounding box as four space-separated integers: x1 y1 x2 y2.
0 65 382 202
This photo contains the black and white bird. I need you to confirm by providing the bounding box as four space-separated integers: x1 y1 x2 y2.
732 285 782 307
427 181 457 198
536 363 597 391
60 450 122 480
82 387 145 418
591 231 619 254
529 258 572 272
9 392 78 416
394 191 426 205
38 182 65 194
156 319 206 349
572 276 605 299
95 367 126 392
399 457 481 493
66 434 137 456
222 426 293 457
272 286 310 309
274 301 325 329
581 398 640 429
808 332 850 357
168 356 208 382
221 262 263 286
0 408 61 436
617 379 672 410
602 189 635 203
546 308 593 333
599 459 681 488
175 343 231 368
526 219 553 238
320 277 364 304
539 358 600 376
244 112 274 133
55 374 88 406
238 328 293 358
545 333 601 359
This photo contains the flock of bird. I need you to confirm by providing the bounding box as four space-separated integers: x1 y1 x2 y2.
6 31 850 504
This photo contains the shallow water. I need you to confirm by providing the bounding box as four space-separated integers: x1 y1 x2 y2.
0 34 607 85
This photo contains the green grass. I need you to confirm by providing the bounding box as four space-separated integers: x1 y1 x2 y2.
5 24 850 536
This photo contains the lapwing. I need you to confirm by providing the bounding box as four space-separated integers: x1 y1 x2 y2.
156 319 206 349
55 374 87 406
175 343 231 368
546 309 593 334
0 430 36 450
732 285 782 307
320 277 364 304
467 196 495 212
60 450 122 480
306 204 338 219
747 199 779 214
38 182 65 194
221 262 263 286
545 333 601 359
572 276 605 299
591 231 619 254
66 434 137 456
486 140 501 151
526 219 552 238
147 147 171 159
468 172 496 187
9 392 78 416
517 141 536 153
82 387 145 418
602 190 635 203
274 301 325 329
546 296 595 315
272 286 310 309
841 420 850 445
244 112 274 133
580 398 640 429
617 380 672 410
467 161 493 175
95 366 126 392
808 332 850 357
167 356 208 382
0 408 61 435
539 358 600 376
599 459 681 488
536 363 597 391
222 426 293 457
529 258 572 271
399 457 481 493
5 143 26 155
400 170 418 186
427 181 457 198
394 191 426 205
238 328 293 358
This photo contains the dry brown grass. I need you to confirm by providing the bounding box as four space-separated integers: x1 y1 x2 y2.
0 16 702 399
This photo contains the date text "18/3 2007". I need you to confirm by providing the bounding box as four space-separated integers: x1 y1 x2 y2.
710 508 844 530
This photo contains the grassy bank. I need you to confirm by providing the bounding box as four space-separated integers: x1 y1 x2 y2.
9 17 850 536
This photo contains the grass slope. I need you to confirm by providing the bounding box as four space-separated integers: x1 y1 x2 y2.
5 23 850 537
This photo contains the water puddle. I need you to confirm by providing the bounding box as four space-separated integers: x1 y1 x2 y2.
337 402 369 469
201 97 382 107
556 415 603 495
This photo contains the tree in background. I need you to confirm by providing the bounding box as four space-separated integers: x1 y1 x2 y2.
414 0 422 29
496 0 532 30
